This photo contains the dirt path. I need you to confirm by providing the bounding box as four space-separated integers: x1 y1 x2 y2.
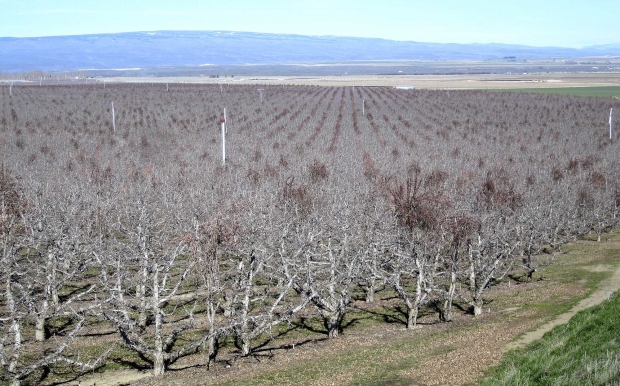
68 369 151 386
503 263 620 352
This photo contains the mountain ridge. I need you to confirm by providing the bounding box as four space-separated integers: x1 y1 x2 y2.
1 30 619 72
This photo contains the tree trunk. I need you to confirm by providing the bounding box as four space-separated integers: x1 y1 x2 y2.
37 252 56 341
442 298 452 322
406 306 418 329
469 260 476 293
205 303 217 366
138 253 148 329
138 286 147 329
46 252 58 306
35 295 50 341
469 245 483 316
153 349 165 376
51 286 59 306
223 293 233 317
8 320 21 374
241 337 251 356
365 280 375 303
238 276 252 354
365 253 378 303
5 278 20 371
115 259 124 303
443 270 457 322
152 265 166 376
206 335 216 367
473 296 483 316
5 320 22 386
326 313 340 338
35 314 47 341
410 256 425 328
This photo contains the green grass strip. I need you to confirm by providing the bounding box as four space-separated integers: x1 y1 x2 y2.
481 291 620 385
491 86 620 98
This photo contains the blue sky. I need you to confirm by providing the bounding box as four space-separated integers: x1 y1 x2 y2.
0 0 617 48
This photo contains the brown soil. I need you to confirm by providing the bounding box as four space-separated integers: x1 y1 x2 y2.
73 369 151 386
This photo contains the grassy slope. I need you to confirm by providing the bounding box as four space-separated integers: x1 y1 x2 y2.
480 291 620 385
493 86 620 98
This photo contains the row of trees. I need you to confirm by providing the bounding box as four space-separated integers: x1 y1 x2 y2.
0 83 619 384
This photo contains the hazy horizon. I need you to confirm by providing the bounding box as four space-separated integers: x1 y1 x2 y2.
1 0 618 48
3 29 619 51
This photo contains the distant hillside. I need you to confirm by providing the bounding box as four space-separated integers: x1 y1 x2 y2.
1 30 619 72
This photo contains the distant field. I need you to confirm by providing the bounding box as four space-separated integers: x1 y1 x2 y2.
96 71 620 90
494 86 620 97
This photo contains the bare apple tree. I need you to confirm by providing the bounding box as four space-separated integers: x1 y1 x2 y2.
0 168 105 386
95 191 207 376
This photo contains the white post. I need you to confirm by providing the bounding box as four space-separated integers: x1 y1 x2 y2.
220 84 222 94
103 80 106 89
111 102 116 133
166 83 169 92
258 89 263 103
611 108 614 140
221 114 226 166
362 99 365 115
39 77 42 86
9 82 12 96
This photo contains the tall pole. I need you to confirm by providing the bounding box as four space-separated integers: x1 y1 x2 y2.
221 108 227 166
611 108 614 140
362 99 365 115
111 102 116 133
221 121 226 166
